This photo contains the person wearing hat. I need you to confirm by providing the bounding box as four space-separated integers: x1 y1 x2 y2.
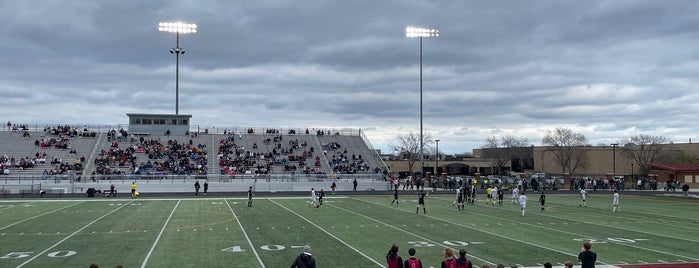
290 244 316 268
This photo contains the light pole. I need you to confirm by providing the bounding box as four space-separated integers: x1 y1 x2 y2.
406 26 438 181
435 139 440 177
610 143 619 175
158 21 197 115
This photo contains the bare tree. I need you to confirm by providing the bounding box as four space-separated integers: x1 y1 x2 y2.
482 135 529 175
619 134 671 175
390 131 433 176
542 127 589 174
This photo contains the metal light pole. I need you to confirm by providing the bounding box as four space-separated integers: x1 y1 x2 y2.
611 143 619 175
159 21 197 115
435 139 440 177
406 26 438 181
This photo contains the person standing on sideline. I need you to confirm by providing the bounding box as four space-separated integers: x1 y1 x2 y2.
455 249 472 268
404 248 422 268
391 187 400 206
109 184 116 197
203 180 209 195
682 183 690 198
386 244 404 268
416 190 427 214
511 186 519 205
539 191 546 212
330 181 337 195
518 192 527 216
290 244 316 268
130 181 137 199
578 241 597 268
579 187 588 207
612 189 620 212
194 180 201 196
441 248 457 268
353 178 358 191
247 186 254 207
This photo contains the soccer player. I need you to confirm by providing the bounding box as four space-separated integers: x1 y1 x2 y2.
497 186 504 206
310 188 317 208
490 186 498 206
247 186 254 207
612 189 620 212
486 186 493 204
539 191 546 212
441 248 457 268
316 189 326 208
404 248 422 268
518 192 527 216
579 187 588 207
416 190 427 214
456 187 465 211
455 249 472 268
511 186 519 205
130 181 137 199
391 187 399 206
453 187 460 206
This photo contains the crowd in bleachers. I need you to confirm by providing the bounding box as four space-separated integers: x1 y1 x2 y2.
321 141 373 174
94 137 208 178
43 125 97 138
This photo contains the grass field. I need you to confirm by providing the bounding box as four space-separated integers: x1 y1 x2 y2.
0 191 698 268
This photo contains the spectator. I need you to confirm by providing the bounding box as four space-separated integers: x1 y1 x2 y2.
543 263 552 268
682 183 690 198
386 244 403 268
441 248 457 268
564 261 574 268
290 244 315 268
578 241 597 268
455 249 472 268
404 248 422 268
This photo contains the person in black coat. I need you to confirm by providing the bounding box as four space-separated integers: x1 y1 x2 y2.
290 245 315 268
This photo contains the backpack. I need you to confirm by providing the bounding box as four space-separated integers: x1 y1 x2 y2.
456 258 469 268
407 257 420 268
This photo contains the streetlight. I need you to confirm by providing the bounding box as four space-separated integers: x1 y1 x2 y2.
406 26 439 181
158 21 197 115
610 143 619 175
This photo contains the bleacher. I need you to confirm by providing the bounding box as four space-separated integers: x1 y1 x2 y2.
0 126 389 193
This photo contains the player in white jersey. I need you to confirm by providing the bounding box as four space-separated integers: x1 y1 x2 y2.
512 187 519 205
491 186 498 206
612 189 620 212
518 192 528 216
310 188 318 207
579 188 588 207
453 187 460 206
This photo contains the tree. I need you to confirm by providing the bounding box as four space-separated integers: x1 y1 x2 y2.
541 127 589 174
619 134 671 175
390 131 432 177
482 135 530 174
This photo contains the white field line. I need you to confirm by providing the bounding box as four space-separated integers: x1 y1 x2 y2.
0 202 32 210
269 199 385 268
140 200 181 268
0 196 348 203
328 203 495 266
17 200 134 268
432 197 699 262
432 196 696 262
0 202 84 231
495 198 699 244
352 197 578 258
224 199 265 268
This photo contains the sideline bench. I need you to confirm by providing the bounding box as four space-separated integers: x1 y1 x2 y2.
19 189 66 198
102 189 116 197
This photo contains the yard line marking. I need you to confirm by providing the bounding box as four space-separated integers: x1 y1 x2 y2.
434 196 699 261
224 199 265 268
0 202 83 231
328 203 495 266
270 199 384 267
355 198 578 258
140 200 180 268
17 200 133 268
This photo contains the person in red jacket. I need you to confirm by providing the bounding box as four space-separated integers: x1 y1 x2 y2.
404 248 422 268
386 244 403 268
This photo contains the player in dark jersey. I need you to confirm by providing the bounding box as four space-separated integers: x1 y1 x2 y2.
391 187 399 206
416 190 427 214
539 191 546 212
457 187 464 211
316 189 326 208
386 244 404 268
497 186 504 206
247 186 254 207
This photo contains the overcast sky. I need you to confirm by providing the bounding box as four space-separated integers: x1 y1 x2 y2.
2 0 699 155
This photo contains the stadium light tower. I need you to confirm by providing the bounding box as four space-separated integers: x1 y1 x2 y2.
406 26 439 181
158 21 197 115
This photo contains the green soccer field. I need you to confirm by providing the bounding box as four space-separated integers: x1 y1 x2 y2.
1 192 698 268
